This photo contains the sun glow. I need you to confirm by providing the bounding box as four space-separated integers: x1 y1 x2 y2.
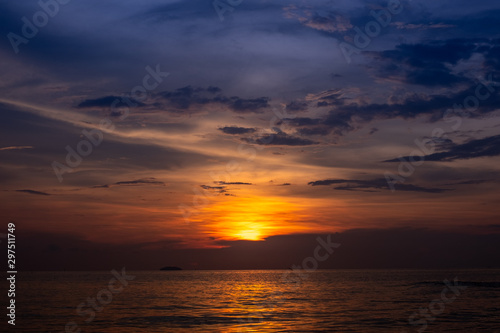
195 196 311 241
235 229 262 241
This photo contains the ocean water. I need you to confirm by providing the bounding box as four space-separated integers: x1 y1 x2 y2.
12 270 500 332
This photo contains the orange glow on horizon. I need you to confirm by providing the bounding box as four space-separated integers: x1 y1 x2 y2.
194 196 314 241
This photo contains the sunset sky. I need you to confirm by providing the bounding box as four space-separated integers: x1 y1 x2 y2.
1 0 500 269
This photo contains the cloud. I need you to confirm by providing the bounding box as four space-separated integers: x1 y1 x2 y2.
0 146 33 151
92 178 166 188
280 116 331 136
385 135 500 162
199 181 252 196
483 38 500 72
308 178 449 193
218 126 257 135
16 189 50 196
287 78 500 137
157 86 270 113
200 185 226 194
297 127 331 136
16 228 500 270
201 185 225 190
285 101 309 112
282 117 322 127
283 5 353 33
75 87 271 115
444 179 491 185
230 97 270 112
391 22 456 30
305 89 345 107
77 96 145 108
367 39 484 87
158 86 216 110
243 132 319 146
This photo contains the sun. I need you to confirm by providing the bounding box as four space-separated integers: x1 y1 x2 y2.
235 229 262 241
195 196 308 241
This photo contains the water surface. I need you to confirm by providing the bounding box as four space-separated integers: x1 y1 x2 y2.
14 269 500 332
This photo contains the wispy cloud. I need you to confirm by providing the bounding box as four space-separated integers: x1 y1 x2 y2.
243 132 319 146
218 126 257 135
0 146 33 151
16 189 50 196
308 179 449 193
92 178 166 189
385 135 500 162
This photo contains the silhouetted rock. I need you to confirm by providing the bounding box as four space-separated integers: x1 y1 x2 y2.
160 266 182 271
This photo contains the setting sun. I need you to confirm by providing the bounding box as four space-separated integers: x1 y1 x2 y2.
192 196 310 241
235 229 262 241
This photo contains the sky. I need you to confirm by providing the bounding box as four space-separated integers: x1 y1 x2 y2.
1 0 500 270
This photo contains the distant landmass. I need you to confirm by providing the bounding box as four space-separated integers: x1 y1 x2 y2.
160 266 182 271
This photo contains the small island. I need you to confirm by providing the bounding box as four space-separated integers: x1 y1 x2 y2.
160 266 182 271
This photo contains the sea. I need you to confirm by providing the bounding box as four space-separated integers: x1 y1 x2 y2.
9 269 500 332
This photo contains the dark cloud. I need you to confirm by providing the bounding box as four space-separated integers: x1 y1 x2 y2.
282 116 330 136
77 96 145 108
157 86 269 113
308 178 449 193
206 86 222 94
297 127 331 136
444 179 491 186
322 110 355 135
289 111 352 137
201 185 225 190
230 97 270 113
218 126 257 135
285 101 308 112
16 229 500 270
92 178 166 188
243 132 318 146
282 118 327 136
367 39 481 86
200 185 226 194
16 189 50 196
77 86 270 113
287 75 500 138
198 182 252 196
159 86 211 110
282 117 322 126
386 135 500 162
77 87 271 115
